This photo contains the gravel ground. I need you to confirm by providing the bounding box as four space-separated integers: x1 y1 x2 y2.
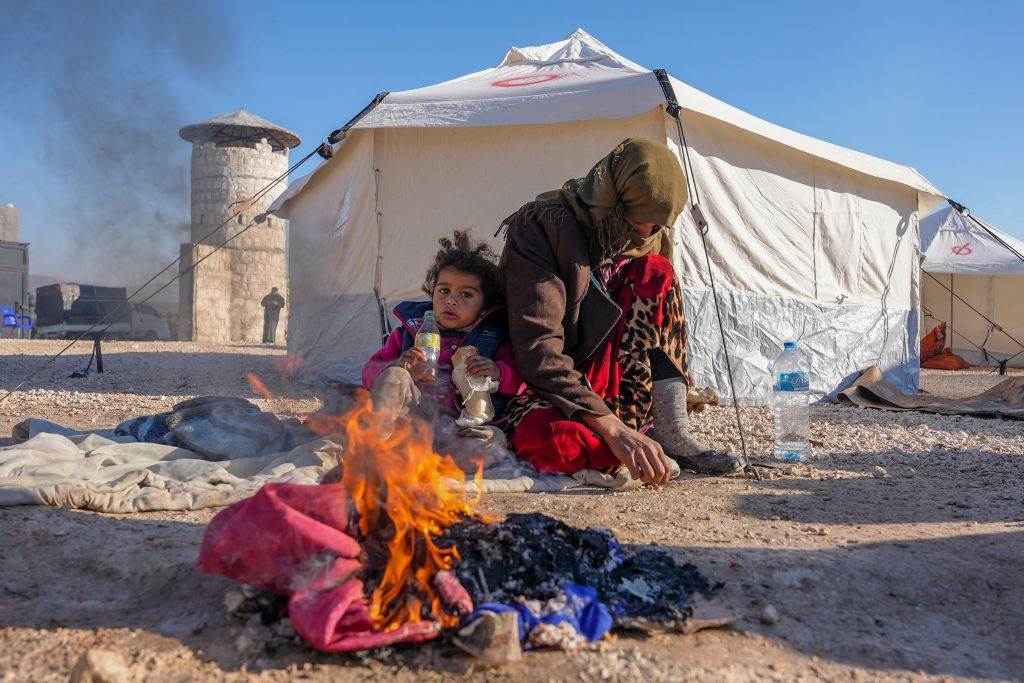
0 340 1021 682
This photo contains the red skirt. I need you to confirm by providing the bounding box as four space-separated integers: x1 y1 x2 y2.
506 254 687 474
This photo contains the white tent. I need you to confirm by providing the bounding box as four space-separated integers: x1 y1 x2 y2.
920 205 1024 367
271 29 945 402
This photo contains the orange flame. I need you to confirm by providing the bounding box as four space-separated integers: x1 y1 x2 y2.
327 391 478 630
271 354 305 380
246 372 274 400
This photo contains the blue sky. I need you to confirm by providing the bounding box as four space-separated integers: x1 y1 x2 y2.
1 0 1021 290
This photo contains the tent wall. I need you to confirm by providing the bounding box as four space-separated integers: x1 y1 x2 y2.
287 110 667 384
286 107 922 402
371 109 666 303
284 130 382 384
283 116 924 400
920 272 1024 367
670 111 921 401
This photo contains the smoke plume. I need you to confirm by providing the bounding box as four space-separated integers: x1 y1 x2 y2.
0 0 236 301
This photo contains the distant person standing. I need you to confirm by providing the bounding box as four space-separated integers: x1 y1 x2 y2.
260 287 285 344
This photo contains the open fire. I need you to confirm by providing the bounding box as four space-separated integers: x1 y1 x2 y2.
335 391 481 630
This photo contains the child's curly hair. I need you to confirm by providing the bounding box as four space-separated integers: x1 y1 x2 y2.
423 231 503 307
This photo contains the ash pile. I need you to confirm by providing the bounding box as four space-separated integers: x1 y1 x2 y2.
444 513 718 633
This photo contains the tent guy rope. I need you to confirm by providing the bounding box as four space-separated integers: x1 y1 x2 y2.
653 69 756 479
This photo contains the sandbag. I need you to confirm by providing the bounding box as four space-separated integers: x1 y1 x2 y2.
921 323 946 362
921 347 970 370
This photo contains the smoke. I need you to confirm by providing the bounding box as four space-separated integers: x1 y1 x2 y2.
0 0 236 301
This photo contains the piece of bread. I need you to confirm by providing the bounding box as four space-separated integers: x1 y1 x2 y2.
686 385 719 406
452 345 478 368
451 345 495 425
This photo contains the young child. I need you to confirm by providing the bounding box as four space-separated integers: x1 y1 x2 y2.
361 231 523 469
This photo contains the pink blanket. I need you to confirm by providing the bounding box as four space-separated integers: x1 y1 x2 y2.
197 483 456 651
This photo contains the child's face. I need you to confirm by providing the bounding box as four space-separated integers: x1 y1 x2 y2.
432 267 485 329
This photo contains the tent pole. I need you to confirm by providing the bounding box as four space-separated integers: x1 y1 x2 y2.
373 167 390 339
328 92 389 145
949 274 954 351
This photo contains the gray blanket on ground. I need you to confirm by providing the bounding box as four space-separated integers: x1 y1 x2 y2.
0 432 342 512
836 365 1024 419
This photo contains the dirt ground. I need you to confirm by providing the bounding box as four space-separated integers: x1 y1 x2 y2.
0 340 1021 683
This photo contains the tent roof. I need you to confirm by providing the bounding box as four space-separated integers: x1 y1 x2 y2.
273 29 942 212
921 205 1024 275
180 108 301 150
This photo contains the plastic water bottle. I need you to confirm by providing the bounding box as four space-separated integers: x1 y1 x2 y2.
772 341 810 462
414 310 441 382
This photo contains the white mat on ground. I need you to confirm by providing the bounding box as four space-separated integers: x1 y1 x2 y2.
458 461 653 494
0 432 342 513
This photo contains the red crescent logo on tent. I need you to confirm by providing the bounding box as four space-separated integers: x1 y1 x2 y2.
491 74 562 88
952 242 973 256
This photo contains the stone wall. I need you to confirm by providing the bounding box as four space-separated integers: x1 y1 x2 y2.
184 139 289 343
177 242 194 341
0 204 19 243
191 245 232 343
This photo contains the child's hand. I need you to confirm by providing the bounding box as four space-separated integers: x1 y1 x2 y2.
399 347 426 369
465 355 501 381
399 348 435 383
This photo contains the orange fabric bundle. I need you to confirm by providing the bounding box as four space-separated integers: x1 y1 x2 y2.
921 347 970 370
921 323 946 362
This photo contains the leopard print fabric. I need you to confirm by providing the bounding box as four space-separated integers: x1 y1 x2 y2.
504 275 688 434
606 277 687 430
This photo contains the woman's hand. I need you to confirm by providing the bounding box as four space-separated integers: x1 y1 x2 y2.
581 413 672 486
465 355 501 381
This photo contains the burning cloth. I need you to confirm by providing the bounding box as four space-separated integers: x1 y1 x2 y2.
199 488 718 653
198 482 456 651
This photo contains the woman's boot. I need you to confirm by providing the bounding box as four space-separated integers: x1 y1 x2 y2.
649 377 741 474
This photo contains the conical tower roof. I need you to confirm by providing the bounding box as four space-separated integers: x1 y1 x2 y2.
179 108 300 151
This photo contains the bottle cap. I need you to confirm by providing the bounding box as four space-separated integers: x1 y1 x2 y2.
784 341 797 350
423 310 435 320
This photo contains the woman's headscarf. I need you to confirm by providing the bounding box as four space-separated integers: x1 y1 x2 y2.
505 138 689 260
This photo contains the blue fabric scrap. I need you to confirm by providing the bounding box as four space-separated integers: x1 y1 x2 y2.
468 583 612 648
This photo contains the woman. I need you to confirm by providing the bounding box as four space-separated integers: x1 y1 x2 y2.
498 138 739 485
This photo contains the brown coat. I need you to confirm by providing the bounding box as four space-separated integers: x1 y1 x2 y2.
498 203 622 419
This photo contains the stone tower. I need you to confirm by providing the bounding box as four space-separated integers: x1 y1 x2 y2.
178 109 300 342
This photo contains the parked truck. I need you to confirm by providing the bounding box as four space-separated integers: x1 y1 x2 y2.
34 283 172 340
0 241 29 312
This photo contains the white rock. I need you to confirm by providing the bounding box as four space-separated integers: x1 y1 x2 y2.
223 589 245 613
760 604 779 625
69 649 130 683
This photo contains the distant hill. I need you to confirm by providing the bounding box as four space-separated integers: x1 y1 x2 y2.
28 274 61 293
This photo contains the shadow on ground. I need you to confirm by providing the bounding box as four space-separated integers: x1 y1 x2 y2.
0 350 319 399
671 529 1023 680
737 449 1023 526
